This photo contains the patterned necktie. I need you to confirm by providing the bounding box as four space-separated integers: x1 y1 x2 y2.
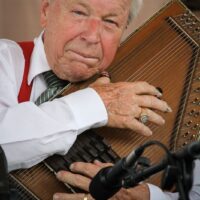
35 71 69 105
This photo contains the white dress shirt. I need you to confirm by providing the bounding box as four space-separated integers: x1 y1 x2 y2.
0 33 107 171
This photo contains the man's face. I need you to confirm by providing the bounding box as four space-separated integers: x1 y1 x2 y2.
40 0 131 82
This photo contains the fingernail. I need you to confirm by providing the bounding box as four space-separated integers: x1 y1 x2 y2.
161 118 165 124
166 106 172 112
94 159 101 164
156 88 163 97
69 163 74 170
156 92 162 97
156 89 162 97
146 130 152 136
56 171 62 179
53 194 59 200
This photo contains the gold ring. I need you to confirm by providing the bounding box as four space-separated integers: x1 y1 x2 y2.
83 193 88 200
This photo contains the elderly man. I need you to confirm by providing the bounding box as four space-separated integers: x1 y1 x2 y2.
1 0 199 200
0 0 170 171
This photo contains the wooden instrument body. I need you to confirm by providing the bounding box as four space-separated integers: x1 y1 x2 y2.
10 1 200 199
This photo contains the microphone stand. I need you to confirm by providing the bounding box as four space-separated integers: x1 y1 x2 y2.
123 140 200 200
89 140 199 200
172 156 194 200
123 157 195 200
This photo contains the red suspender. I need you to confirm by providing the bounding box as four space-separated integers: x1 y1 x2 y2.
17 41 34 103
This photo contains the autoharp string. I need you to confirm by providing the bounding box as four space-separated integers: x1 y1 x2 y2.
107 18 199 160
133 42 198 161
11 161 54 195
129 27 197 159
111 35 198 160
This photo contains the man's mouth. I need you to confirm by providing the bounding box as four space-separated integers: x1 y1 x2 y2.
66 50 100 66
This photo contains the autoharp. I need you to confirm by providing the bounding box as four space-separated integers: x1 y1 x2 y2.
9 1 200 199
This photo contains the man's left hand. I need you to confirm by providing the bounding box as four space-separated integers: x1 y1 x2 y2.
53 161 150 200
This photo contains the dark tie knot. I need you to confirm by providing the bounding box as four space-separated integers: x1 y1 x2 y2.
43 71 68 88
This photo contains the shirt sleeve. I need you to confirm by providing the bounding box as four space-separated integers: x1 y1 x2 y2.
190 159 200 199
148 184 179 200
1 88 107 172
0 40 108 171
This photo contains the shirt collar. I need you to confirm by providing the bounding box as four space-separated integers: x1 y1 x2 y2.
28 31 51 85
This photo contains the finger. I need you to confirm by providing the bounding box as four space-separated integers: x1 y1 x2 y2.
93 160 113 168
96 77 111 84
136 95 172 113
140 108 165 125
129 119 153 136
70 162 101 178
131 81 162 97
53 193 94 200
91 76 111 87
56 171 90 191
91 71 111 86
109 114 153 136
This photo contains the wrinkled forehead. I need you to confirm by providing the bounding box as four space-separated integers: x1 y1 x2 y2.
61 0 131 15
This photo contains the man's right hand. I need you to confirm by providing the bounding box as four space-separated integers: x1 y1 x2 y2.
90 76 172 136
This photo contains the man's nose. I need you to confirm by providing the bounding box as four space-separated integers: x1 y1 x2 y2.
80 19 101 44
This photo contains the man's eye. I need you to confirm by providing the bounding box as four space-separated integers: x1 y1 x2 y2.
104 19 119 27
72 10 87 16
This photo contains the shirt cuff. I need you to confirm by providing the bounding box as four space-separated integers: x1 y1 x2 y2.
61 88 108 133
148 183 172 200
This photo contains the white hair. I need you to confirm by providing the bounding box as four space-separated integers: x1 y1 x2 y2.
128 0 143 24
48 0 143 24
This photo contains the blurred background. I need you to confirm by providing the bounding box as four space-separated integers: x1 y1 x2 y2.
0 0 41 41
0 0 199 42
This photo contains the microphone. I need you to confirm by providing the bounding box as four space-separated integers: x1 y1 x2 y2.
172 140 200 160
89 145 145 200
162 140 200 191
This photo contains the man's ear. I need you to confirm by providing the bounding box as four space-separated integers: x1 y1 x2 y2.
40 0 50 28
